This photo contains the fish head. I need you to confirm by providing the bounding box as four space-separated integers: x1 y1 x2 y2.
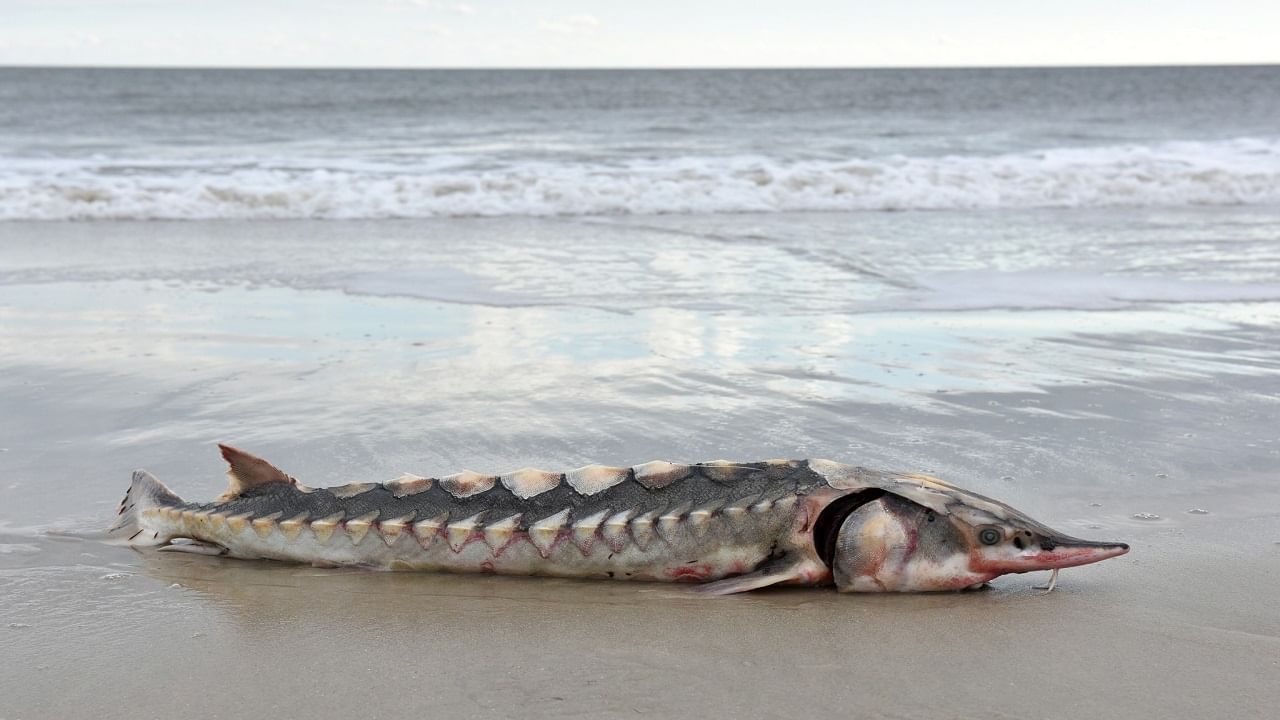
826 485 1129 592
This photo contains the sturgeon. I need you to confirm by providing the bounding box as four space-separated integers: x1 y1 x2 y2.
108 445 1129 594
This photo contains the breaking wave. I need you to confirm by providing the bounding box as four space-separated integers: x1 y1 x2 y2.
2 138 1279 220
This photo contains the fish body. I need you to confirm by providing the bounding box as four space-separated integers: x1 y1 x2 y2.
109 445 1128 594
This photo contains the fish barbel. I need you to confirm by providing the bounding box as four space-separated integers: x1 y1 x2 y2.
108 445 1128 594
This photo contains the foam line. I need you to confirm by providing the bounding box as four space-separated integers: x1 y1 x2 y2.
2 138 1278 220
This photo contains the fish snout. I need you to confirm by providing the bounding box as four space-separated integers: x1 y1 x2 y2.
1026 536 1129 570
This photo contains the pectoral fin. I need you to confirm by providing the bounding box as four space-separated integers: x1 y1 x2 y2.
158 539 228 556
690 554 804 596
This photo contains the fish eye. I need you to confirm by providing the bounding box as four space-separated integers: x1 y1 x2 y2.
978 527 1002 545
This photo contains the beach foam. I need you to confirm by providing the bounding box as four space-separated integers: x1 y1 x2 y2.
2 138 1278 220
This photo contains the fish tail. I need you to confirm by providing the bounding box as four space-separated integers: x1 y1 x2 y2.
108 470 184 545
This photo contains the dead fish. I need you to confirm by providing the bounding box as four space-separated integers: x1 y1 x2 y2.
107 445 1129 595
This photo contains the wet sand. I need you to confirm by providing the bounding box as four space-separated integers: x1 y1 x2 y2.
1 213 1278 718
4 522 1278 719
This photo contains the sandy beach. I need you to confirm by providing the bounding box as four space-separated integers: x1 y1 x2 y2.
2 518 1277 719
1 213 1278 718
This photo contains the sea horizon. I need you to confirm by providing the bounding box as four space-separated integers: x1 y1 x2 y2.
4 62 1278 69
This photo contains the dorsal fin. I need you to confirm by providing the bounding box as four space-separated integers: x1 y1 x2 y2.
216 444 295 500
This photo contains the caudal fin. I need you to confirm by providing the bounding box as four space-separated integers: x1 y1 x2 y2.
107 470 184 545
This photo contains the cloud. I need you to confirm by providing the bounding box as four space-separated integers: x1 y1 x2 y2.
385 0 475 12
72 31 104 47
537 15 600 35
4 1 164 6
418 23 452 36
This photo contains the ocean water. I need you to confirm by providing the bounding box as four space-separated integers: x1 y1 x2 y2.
1 67 1279 719
2 66 1280 218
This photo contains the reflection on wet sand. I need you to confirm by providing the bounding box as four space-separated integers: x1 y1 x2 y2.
1 213 1278 718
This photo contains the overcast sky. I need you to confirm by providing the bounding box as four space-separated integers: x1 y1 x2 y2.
1 0 1276 68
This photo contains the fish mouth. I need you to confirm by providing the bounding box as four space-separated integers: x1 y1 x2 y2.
1015 537 1130 571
